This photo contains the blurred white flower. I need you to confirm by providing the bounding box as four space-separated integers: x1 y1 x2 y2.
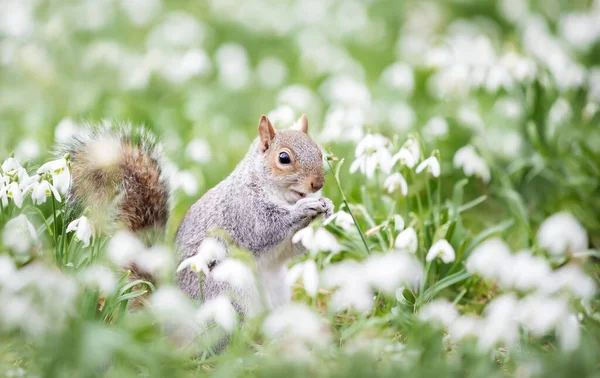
422 116 449 140
54 118 80 143
2 182 23 208
160 48 212 84
320 105 365 143
323 210 355 231
177 237 227 275
453 145 491 183
319 75 371 110
457 106 485 131
135 245 171 275
263 303 329 346
419 299 458 327
119 0 162 26
380 62 414 95
365 252 422 295
15 138 40 161
448 315 481 341
107 231 146 267
478 294 519 351
37 157 70 194
388 102 416 132
2 214 36 255
426 239 455 263
292 227 342 254
557 314 581 352
146 11 206 49
516 295 568 337
171 170 199 196
548 98 572 135
466 238 513 282
395 227 418 254
416 156 441 177
66 216 93 247
210 258 255 289
394 214 405 232
559 12 600 52
268 105 296 128
196 295 237 333
537 212 588 256
185 138 212 164
286 260 319 298
80 265 117 294
350 134 393 179
543 264 596 301
277 85 316 113
257 56 288 89
321 260 373 312
384 173 408 196
502 251 551 291
215 43 251 91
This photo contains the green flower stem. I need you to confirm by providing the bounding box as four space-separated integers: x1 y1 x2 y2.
51 194 61 266
326 159 370 255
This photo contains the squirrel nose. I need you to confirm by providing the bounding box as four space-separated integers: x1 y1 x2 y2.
311 176 324 192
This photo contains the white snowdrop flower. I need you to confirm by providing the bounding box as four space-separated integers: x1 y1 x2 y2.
457 106 485 131
54 118 80 143
4 182 24 208
1 157 24 175
500 52 537 83
419 299 458 327
292 227 342 254
215 43 251 91
66 216 93 247
380 62 414 95
2 214 36 255
583 102 599 120
503 251 551 291
485 130 523 159
177 237 227 275
448 315 481 341
0 255 16 286
210 258 255 289
478 294 519 350
543 264 596 301
493 97 524 120
286 260 319 298
0 0 34 37
263 303 329 346
395 227 418 254
322 260 373 312
277 85 315 113
466 238 513 282
323 210 354 231
151 286 195 318
135 245 171 275
516 295 568 337
548 98 572 134
537 212 588 257
31 180 61 205
384 173 408 196
388 102 416 132
349 134 393 179
453 145 491 183
15 138 40 161
557 314 581 352
365 252 422 295
498 0 529 22
185 138 212 164
320 105 365 143
257 57 288 89
267 105 296 128
171 170 199 196
559 12 600 52
426 239 455 263
416 156 441 178
422 116 449 140
107 231 146 267
391 148 416 169
394 214 405 232
80 265 117 294
319 75 371 110
119 0 162 26
37 158 70 194
196 295 238 333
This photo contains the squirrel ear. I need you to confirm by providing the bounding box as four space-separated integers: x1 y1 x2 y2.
258 115 276 152
298 114 308 134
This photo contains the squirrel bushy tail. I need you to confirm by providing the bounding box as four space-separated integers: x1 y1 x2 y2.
59 122 171 238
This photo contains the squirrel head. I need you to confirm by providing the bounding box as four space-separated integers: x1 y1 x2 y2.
256 114 324 204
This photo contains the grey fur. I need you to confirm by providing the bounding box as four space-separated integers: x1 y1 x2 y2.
176 130 333 317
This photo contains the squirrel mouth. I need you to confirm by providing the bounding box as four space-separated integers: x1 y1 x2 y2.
291 190 307 199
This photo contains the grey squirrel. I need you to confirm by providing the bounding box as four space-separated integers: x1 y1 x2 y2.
62 115 333 316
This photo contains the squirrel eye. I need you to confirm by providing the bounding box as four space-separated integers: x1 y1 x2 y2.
278 151 291 165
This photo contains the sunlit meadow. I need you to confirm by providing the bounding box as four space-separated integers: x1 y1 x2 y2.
1 0 600 377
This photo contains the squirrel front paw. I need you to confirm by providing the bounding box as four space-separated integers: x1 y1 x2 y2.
295 196 332 220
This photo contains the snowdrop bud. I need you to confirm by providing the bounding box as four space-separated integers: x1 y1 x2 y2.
426 239 455 263
292 227 342 254
394 214 405 232
196 295 237 333
32 180 61 205
211 259 255 289
384 173 408 196
416 156 441 177
2 214 37 255
66 216 93 247
395 227 418 254
323 211 354 231
537 212 588 257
